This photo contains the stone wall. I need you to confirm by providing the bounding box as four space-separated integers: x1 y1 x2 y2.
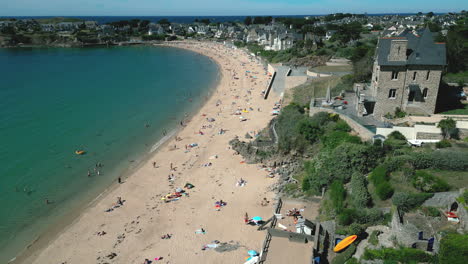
309 107 374 141
373 66 408 118
416 132 443 140
402 66 442 115
372 65 443 120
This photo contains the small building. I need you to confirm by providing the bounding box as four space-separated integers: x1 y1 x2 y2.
325 30 337 40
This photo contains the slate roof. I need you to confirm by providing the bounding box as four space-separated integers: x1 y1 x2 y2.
377 27 446 66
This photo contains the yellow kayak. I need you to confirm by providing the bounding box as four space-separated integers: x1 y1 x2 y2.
75 150 85 155
334 235 357 252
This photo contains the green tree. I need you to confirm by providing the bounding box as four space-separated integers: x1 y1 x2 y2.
392 192 433 212
446 24 468 73
437 117 457 139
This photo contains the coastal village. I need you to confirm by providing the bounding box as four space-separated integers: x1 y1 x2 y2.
3 11 468 264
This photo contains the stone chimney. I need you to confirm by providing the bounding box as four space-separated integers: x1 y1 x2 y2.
388 39 408 61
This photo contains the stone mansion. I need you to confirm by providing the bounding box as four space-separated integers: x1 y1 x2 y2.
357 28 446 119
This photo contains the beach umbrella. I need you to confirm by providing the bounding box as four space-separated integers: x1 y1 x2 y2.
247 250 258 256
252 216 262 221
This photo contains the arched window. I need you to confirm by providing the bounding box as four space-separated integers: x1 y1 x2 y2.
423 88 428 99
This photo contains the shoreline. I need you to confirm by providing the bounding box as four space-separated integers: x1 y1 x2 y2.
20 40 281 264
8 44 222 264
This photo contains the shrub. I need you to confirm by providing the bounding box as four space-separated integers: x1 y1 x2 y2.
412 170 450 192
375 181 394 200
354 208 383 225
370 165 389 185
436 139 452 148
429 151 468 171
330 180 346 213
348 222 366 235
350 172 370 208
301 175 312 192
462 190 468 204
392 192 434 212
322 131 361 149
302 143 383 193
345 258 359 264
388 131 406 140
363 247 434 263
333 119 351 132
276 103 307 152
338 208 357 225
439 233 468 264
369 230 380 246
394 107 407 118
421 206 441 217
437 117 457 139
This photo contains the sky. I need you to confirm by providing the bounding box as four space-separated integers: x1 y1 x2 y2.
1 0 466 16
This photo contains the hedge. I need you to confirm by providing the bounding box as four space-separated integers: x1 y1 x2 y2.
363 247 434 263
439 233 468 264
331 243 357 264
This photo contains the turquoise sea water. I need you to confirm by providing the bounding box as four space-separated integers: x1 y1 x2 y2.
0 46 219 262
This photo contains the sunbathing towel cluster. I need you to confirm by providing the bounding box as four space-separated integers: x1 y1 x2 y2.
214 200 227 211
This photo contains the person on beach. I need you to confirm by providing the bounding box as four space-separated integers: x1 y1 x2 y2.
153 161 157 168
117 197 123 206
118 177 122 184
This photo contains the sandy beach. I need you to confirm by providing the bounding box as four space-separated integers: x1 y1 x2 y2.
20 41 282 264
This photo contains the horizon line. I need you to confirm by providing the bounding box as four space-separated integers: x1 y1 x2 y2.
0 12 461 18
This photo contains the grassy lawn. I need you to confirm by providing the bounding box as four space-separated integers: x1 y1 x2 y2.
287 75 341 106
439 103 468 115
390 171 420 193
423 169 468 190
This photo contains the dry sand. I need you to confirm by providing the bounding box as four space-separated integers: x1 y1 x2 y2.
23 41 283 264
